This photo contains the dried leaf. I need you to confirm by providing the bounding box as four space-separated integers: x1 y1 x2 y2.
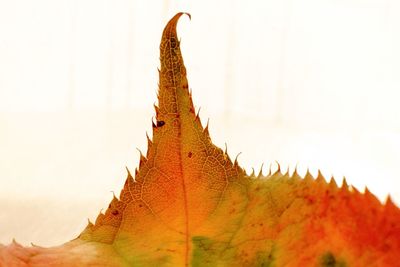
1 13 399 267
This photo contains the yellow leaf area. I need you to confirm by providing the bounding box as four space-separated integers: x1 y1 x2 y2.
1 13 399 267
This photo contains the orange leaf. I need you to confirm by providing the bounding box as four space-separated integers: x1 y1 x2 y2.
1 13 399 267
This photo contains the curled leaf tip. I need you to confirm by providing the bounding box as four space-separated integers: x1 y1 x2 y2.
234 152 242 163
257 163 265 178
250 167 255 177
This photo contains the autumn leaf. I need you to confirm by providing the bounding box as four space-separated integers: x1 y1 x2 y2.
1 12 400 267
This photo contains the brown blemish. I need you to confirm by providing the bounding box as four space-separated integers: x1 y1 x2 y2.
156 121 165 127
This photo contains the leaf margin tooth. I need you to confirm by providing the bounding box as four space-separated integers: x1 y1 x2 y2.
257 163 265 178
328 176 338 189
304 168 314 182
316 170 326 184
341 176 349 191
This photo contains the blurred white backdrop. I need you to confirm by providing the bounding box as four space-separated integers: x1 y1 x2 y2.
1 0 400 246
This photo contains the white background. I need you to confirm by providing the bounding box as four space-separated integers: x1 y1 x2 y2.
1 0 400 246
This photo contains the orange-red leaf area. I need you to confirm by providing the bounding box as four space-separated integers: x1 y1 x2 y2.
1 13 399 267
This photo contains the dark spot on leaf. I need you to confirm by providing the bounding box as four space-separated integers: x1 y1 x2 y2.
255 246 276 267
321 252 336 267
188 152 193 158
170 37 177 48
112 210 119 216
319 252 346 267
139 204 143 208
156 121 165 127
